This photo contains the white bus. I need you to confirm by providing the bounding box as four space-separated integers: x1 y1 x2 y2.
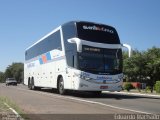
24 21 131 95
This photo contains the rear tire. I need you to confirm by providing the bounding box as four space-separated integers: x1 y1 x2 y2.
58 77 66 95
28 78 35 90
31 78 36 90
28 79 32 90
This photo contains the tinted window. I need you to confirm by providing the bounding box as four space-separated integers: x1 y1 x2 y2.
78 45 122 75
25 30 61 60
62 22 77 51
62 22 77 67
76 22 120 44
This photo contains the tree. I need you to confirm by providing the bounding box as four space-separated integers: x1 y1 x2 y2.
5 65 13 78
155 81 160 93
123 50 147 82
5 63 24 83
144 47 160 88
123 47 160 89
0 71 5 83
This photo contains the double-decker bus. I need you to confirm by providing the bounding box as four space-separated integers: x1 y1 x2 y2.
24 21 131 95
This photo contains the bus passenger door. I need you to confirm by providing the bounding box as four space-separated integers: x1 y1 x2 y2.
70 55 77 89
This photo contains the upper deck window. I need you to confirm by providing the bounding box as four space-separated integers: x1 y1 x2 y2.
25 30 61 61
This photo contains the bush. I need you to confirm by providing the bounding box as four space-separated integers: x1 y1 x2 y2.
145 86 151 93
155 81 160 93
123 83 133 91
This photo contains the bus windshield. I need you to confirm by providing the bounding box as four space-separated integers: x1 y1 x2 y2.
78 45 122 75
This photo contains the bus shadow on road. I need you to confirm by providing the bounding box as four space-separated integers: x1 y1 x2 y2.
63 91 151 100
39 88 160 100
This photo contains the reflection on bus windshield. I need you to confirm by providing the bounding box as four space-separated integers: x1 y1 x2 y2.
78 47 122 74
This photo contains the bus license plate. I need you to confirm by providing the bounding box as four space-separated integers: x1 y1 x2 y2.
100 86 108 89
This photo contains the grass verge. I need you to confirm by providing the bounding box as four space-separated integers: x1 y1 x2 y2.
0 96 28 119
123 89 160 95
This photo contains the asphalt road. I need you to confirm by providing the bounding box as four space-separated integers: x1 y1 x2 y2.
0 83 160 120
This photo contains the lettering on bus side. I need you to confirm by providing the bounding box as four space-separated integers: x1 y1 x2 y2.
27 63 35 68
96 76 113 81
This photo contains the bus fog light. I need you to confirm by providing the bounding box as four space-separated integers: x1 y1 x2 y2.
118 85 123 89
80 83 88 87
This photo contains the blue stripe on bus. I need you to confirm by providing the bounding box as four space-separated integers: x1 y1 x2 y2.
38 56 65 65
46 52 51 61
39 58 43 64
26 53 65 66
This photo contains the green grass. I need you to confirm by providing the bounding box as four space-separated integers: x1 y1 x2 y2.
123 89 160 95
0 96 22 114
0 96 28 119
0 97 9 112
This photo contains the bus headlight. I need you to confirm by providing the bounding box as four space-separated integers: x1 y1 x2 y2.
74 72 94 81
80 75 93 81
116 78 123 83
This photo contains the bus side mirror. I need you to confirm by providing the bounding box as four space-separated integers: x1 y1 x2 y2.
67 38 82 52
67 39 76 43
122 44 132 57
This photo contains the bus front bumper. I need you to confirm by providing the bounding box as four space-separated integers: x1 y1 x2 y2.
73 77 123 92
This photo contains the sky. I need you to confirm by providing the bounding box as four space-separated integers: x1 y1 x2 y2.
0 0 160 72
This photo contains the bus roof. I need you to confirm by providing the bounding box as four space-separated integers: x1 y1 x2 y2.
25 21 116 51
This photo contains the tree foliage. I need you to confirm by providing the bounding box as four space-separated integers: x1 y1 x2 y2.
123 82 134 91
155 81 160 93
4 62 24 83
123 47 160 87
0 72 5 83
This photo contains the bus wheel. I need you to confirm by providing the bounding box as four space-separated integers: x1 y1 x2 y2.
28 78 35 90
31 78 36 90
58 77 66 95
28 78 32 90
